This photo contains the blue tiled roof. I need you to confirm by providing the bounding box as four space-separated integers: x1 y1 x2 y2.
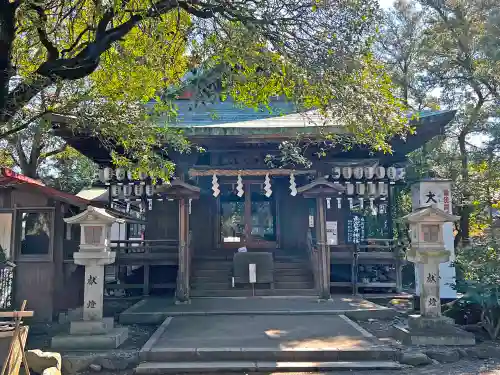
160 99 296 127
154 99 453 129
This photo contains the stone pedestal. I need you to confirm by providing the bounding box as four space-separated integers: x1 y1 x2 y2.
392 314 475 346
54 206 132 350
393 248 474 345
51 255 128 349
52 251 128 350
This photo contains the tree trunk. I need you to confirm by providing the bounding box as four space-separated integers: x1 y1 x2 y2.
458 131 470 247
0 0 16 114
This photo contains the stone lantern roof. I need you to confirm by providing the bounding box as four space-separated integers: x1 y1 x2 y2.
401 205 460 224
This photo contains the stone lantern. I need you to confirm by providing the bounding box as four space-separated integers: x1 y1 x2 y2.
51 206 128 350
394 205 474 345
403 206 458 317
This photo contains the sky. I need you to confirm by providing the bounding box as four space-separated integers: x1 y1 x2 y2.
379 0 395 9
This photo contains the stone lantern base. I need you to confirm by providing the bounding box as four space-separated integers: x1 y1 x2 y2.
391 314 475 346
51 316 128 350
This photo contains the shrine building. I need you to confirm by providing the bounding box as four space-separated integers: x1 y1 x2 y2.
51 97 456 302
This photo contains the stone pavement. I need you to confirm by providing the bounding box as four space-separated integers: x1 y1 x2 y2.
153 315 382 350
120 296 395 324
136 313 401 373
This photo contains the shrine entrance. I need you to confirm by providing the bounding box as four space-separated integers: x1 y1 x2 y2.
218 181 278 249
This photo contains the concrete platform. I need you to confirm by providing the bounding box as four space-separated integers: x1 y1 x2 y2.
51 327 128 350
136 314 402 373
120 296 396 324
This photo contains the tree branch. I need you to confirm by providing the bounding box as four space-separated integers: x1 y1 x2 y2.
0 76 52 125
35 0 231 80
0 110 51 139
32 5 60 60
39 144 68 160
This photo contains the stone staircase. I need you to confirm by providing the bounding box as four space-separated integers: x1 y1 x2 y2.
190 251 317 297
136 346 402 374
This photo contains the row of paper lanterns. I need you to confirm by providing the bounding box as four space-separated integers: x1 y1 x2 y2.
110 184 156 198
343 181 388 196
99 165 405 184
331 166 405 181
98 167 153 183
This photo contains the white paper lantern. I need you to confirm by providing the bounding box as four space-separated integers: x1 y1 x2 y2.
353 167 364 179
375 166 385 179
332 167 341 179
396 167 406 181
123 185 132 197
127 170 133 181
98 169 105 183
116 168 125 181
364 166 375 179
104 167 113 182
145 184 154 196
359 198 364 209
139 171 148 181
346 182 355 195
111 185 119 197
356 183 366 195
370 198 376 215
387 166 397 180
342 167 352 179
134 184 144 196
378 181 388 196
368 182 376 196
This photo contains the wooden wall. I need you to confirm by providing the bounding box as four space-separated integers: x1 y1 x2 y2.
0 186 81 321
145 200 179 240
191 195 216 254
276 180 310 252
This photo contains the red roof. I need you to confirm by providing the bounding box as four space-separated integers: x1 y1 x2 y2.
0 168 90 207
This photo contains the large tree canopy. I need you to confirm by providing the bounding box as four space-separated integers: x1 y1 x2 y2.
1 0 408 178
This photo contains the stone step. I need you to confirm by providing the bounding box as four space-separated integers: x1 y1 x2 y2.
275 263 309 270
274 281 315 290
192 262 233 270
191 282 232 290
274 269 312 277
135 360 402 374
192 269 232 276
142 347 399 362
191 276 232 283
273 275 313 283
190 289 318 297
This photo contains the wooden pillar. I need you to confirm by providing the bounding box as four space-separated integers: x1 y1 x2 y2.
387 184 394 238
316 196 330 300
175 198 190 303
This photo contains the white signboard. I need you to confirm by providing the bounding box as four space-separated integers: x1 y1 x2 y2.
411 180 456 299
326 221 338 245
249 264 257 284
309 215 314 228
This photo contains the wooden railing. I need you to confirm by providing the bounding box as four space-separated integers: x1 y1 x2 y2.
105 239 179 297
111 239 179 264
330 238 407 294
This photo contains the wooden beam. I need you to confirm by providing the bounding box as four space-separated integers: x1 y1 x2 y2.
316 196 330 300
175 198 190 303
189 169 315 177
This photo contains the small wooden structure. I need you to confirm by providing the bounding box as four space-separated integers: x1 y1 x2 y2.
0 168 89 320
